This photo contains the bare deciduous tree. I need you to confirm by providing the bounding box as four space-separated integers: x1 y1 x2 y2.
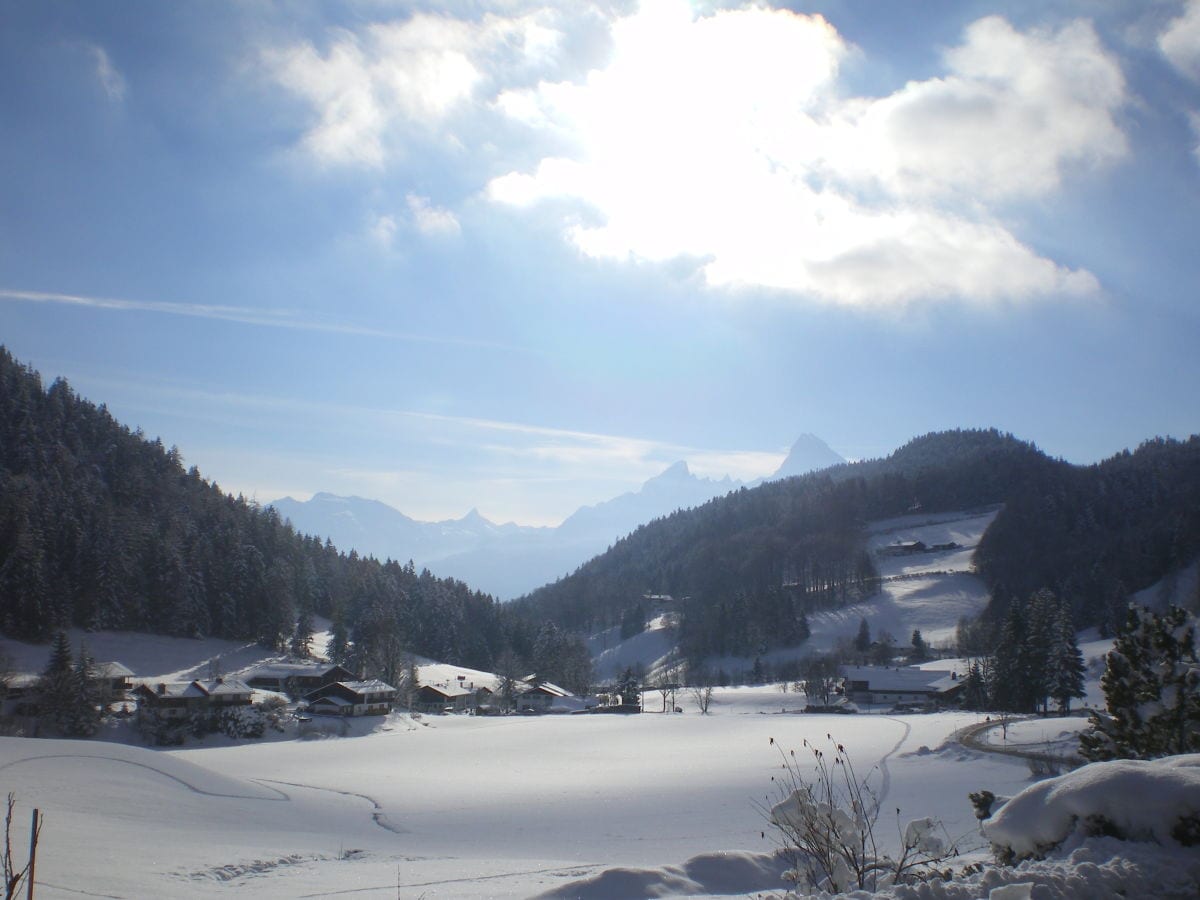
3 793 41 900
689 669 714 714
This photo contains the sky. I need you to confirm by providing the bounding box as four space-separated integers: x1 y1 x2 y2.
2 0 1199 527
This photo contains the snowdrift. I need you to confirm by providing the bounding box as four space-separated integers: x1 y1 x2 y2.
984 754 1200 861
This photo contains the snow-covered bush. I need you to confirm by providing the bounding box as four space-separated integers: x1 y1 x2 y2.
983 754 1200 864
214 705 266 739
136 709 186 746
766 736 959 893
257 696 290 733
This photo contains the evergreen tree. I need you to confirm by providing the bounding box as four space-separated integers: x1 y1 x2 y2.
1081 605 1200 760
910 629 929 662
961 662 988 711
68 640 102 737
1024 589 1057 713
991 602 1032 712
1046 607 1086 714
326 605 350 666
854 618 871 654
290 607 314 659
617 666 642 709
37 631 75 733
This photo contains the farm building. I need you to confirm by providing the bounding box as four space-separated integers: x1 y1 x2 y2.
304 680 396 716
839 665 961 708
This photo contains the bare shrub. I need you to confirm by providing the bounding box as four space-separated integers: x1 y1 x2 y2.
763 735 961 893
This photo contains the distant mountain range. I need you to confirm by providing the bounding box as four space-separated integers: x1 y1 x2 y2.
270 434 845 600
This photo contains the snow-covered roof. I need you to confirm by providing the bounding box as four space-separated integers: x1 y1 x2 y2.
140 682 208 700
339 679 396 694
94 661 134 678
197 678 252 695
521 680 573 698
422 683 473 699
309 695 351 707
839 665 958 694
246 661 343 679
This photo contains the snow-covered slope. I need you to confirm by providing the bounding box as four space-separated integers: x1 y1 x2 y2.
807 507 1000 651
0 628 282 683
588 508 999 678
589 614 681 682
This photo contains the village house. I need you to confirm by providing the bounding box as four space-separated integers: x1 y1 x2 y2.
416 682 474 713
0 674 40 718
93 661 134 704
516 678 579 713
132 677 254 721
244 662 355 698
839 665 961 709
304 679 396 716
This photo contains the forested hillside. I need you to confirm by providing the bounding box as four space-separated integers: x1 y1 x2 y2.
5 345 1198 681
974 435 1200 626
514 429 1200 660
0 349 589 689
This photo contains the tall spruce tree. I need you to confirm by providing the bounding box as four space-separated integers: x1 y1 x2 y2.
291 607 314 659
961 662 988 711
37 631 75 733
1024 589 1058 714
68 640 102 737
326 605 350 666
990 602 1032 712
1080 605 1200 760
1046 607 1086 714
910 629 929 662
854 618 871 655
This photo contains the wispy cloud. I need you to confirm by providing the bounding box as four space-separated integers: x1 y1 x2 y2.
90 45 126 102
0 288 524 352
1160 0 1200 82
407 193 462 236
80 374 782 483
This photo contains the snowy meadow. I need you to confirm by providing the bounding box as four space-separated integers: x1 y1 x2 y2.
0 691 1058 898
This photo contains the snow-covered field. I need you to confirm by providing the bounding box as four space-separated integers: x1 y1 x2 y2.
6 508 1197 897
3 687 1040 899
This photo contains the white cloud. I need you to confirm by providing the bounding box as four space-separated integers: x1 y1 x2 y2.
487 3 1126 307
265 2 1128 308
370 212 399 247
834 16 1127 200
1160 0 1200 81
406 193 462 236
266 10 562 167
91 45 126 102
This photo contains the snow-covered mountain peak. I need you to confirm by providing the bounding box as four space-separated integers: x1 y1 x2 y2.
645 460 691 485
771 433 845 479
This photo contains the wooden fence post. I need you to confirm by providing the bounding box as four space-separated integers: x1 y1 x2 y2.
25 809 39 900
